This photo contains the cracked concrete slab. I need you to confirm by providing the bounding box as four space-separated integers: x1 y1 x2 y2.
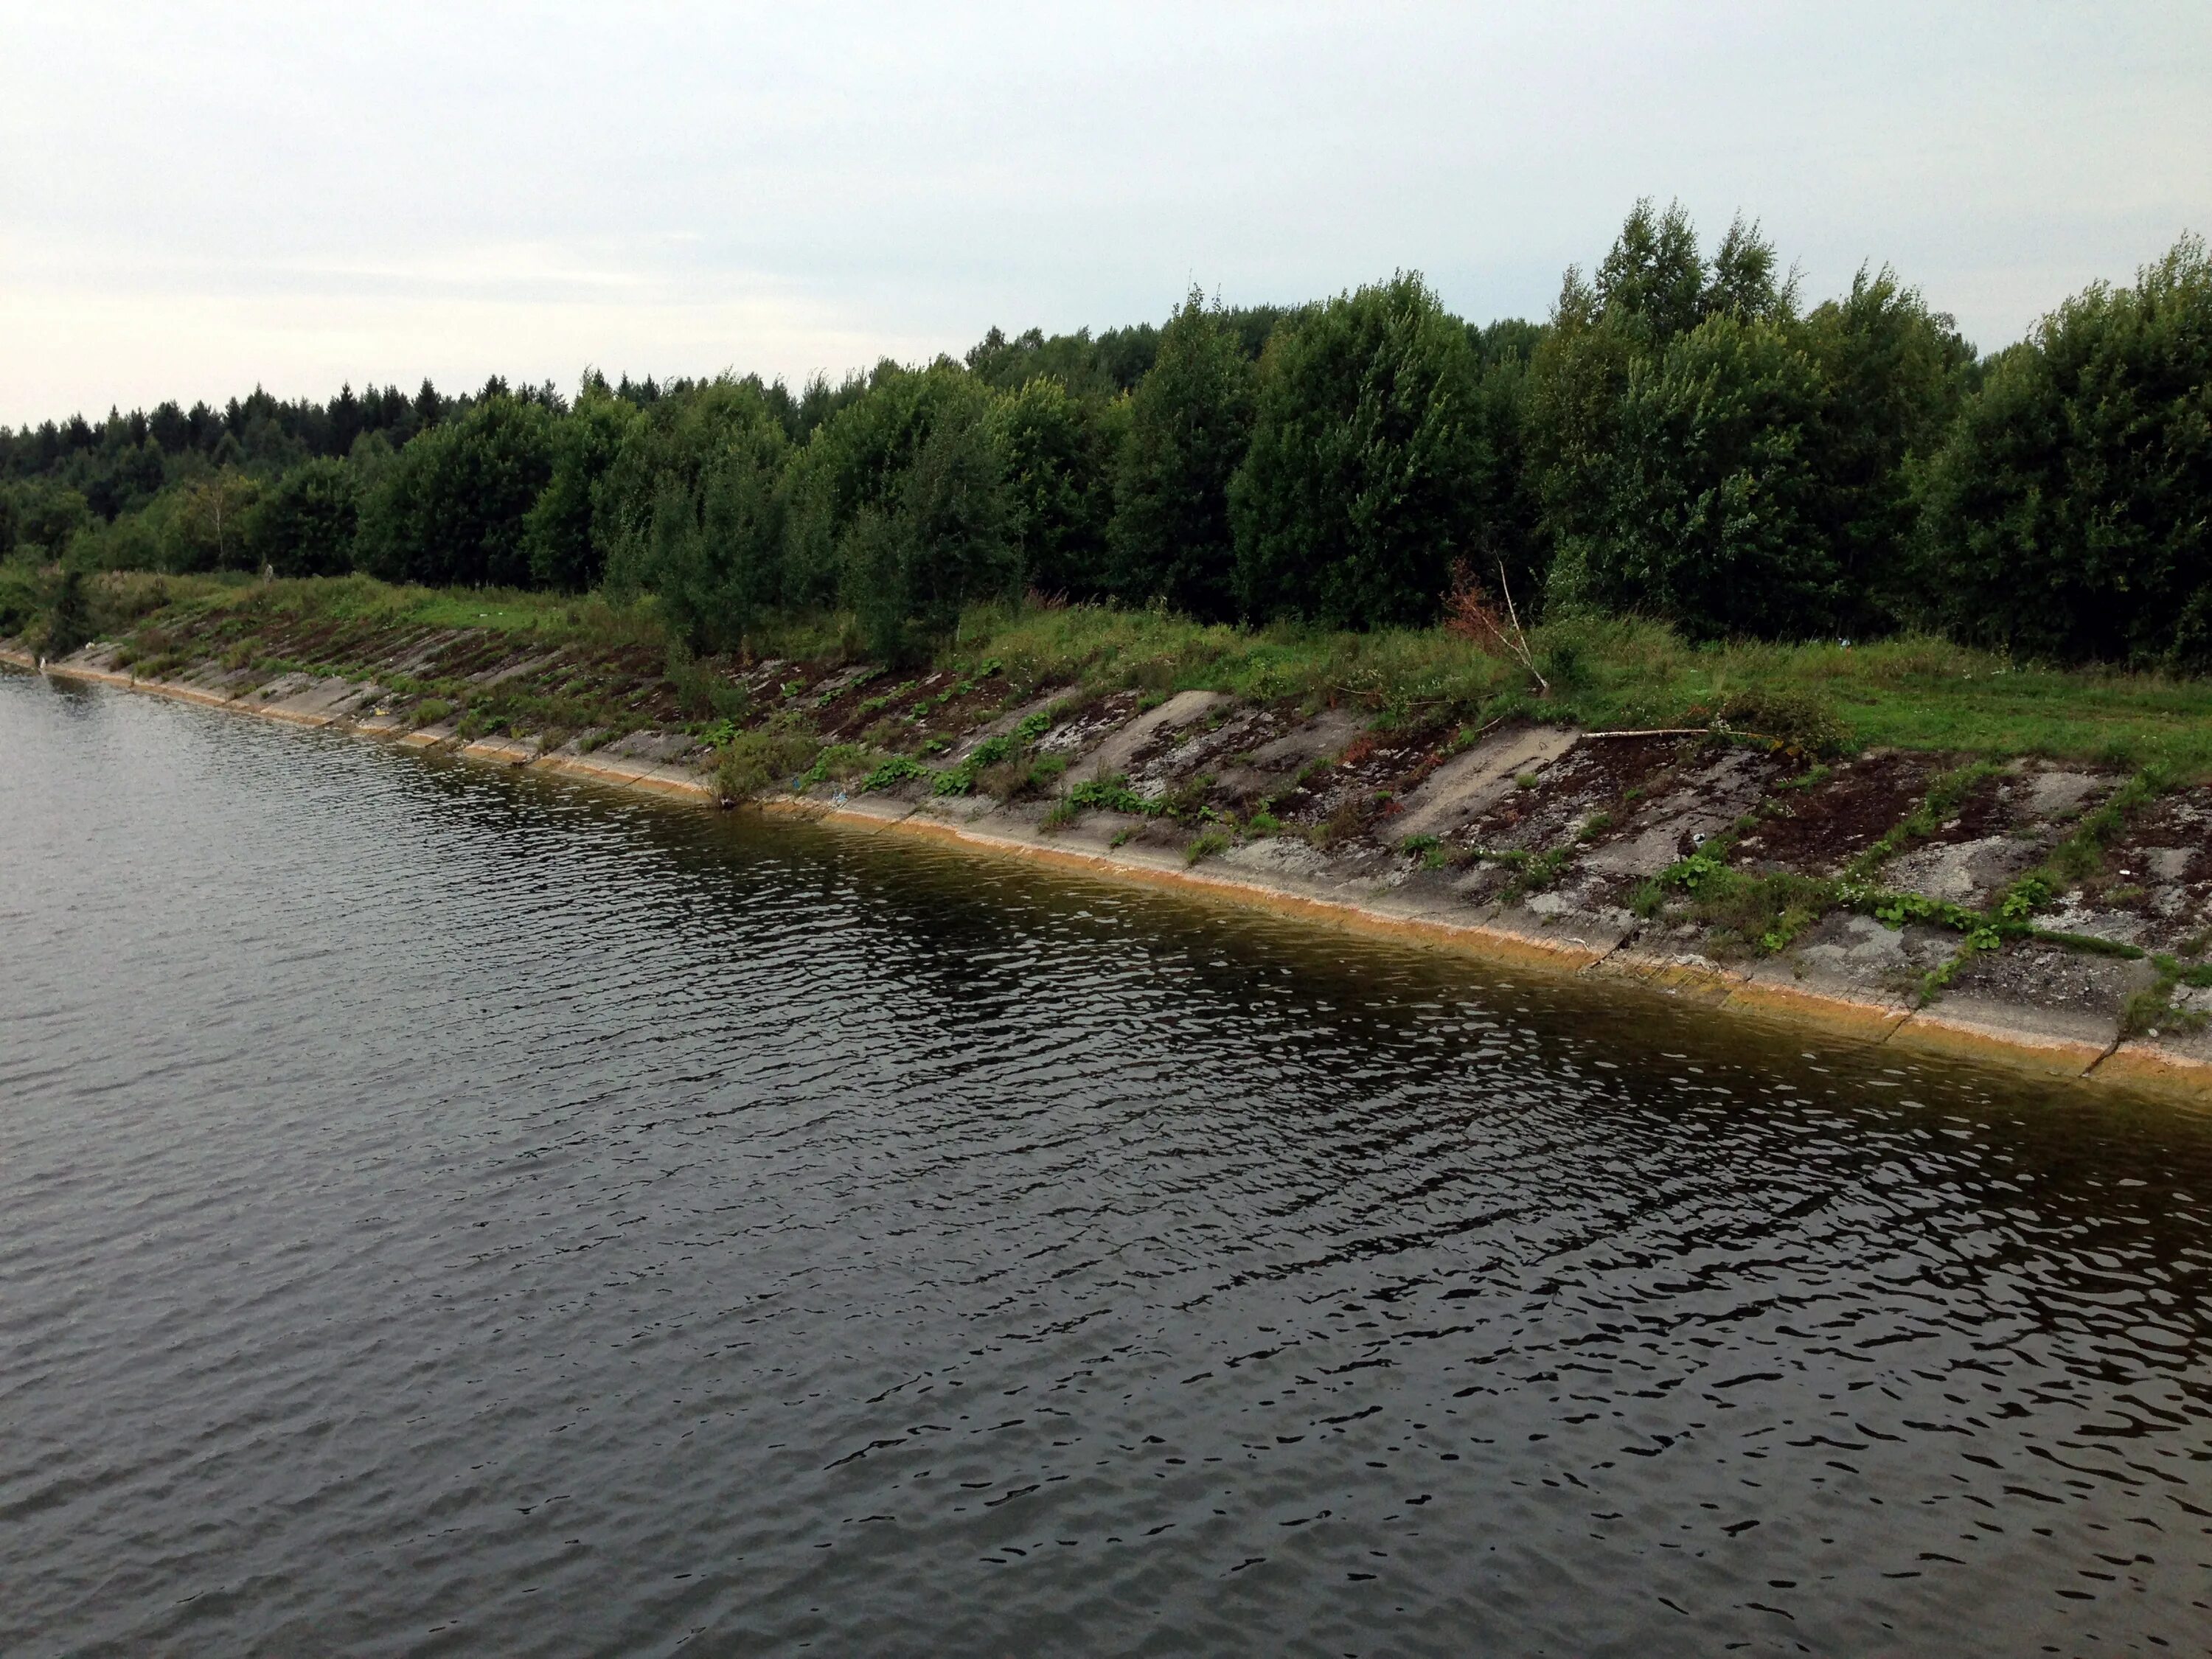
1391 725 1579 842
1066 689 1230 785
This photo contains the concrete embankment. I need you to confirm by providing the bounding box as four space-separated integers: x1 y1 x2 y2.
7 639 2209 1105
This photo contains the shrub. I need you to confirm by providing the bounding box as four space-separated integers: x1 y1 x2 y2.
355 395 554 587
1916 235 2212 667
250 458 359 577
1106 290 1254 621
717 728 821 798
1714 686 1848 756
1231 271 1485 628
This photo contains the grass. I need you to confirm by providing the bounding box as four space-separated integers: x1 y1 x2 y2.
1185 830 1231 865
18 570 2212 781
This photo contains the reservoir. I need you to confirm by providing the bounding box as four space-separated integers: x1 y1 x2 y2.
3 669 2208 1656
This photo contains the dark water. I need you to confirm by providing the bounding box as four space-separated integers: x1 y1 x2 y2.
2 672 2209 1658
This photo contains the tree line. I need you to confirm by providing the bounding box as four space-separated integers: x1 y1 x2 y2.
5 203 2207 668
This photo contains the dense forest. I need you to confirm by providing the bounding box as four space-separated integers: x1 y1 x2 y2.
5 204 2208 668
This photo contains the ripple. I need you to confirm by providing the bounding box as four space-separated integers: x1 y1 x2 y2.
2 672 2210 1656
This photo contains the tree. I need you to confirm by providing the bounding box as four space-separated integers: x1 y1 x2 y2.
355 395 554 586
1231 271 1486 627
840 404 1017 662
1105 290 1254 620
988 376 1121 599
1531 204 1858 638
1595 198 1708 346
1466 325 1551 609
1916 235 2212 666
782 363 995 608
1564 312 1834 639
250 458 358 577
168 470 262 571
625 400 789 653
3 480 92 558
1801 268 1975 630
525 390 638 590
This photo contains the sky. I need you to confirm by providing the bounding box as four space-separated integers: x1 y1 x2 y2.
4 1 2208 427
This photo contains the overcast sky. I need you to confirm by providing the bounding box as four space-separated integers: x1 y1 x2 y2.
4 1 2208 426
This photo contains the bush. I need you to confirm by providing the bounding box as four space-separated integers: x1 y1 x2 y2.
41 569 91 658
1714 686 1848 756
1106 290 1254 621
355 395 554 587
716 728 821 798
251 458 358 577
1231 271 1486 628
2 480 91 560
1915 234 2212 667
1553 311 1834 638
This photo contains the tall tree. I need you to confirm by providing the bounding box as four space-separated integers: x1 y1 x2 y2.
1105 290 1254 620
1231 271 1486 627
1916 234 2212 666
355 395 554 586
249 458 359 577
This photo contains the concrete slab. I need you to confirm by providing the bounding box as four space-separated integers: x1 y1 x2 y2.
1391 725 1579 842
1583 748 1770 877
1588 945 1743 1004
1890 995 2115 1077
1066 689 1231 785
944 690 1064 764
2091 1040 2212 1105
1885 835 2041 908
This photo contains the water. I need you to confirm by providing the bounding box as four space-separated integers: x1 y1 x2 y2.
2 670 2208 1658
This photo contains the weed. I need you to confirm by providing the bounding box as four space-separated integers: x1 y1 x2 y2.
1186 830 1231 865
858 753 933 795
1503 847 1572 900
1069 773 1155 815
1714 686 1849 757
1040 799 1078 832
1399 833 1441 856
1317 796 1371 847
1514 771 1541 789
1915 933 1998 1006
1109 827 1138 848
1248 810 1283 836
1773 763 1834 794
412 698 453 726
792 743 874 791
719 728 823 798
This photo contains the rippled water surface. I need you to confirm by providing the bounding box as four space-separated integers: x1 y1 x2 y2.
3 672 2210 1658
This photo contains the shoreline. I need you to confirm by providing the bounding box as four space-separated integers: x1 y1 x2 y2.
8 644 2206 1106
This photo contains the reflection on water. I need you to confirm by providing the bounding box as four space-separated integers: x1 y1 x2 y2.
2 670 2208 1657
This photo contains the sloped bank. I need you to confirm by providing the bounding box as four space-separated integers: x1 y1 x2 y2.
7 636 2208 1106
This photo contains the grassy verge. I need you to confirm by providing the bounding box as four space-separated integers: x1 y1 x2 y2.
12 568 2212 779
